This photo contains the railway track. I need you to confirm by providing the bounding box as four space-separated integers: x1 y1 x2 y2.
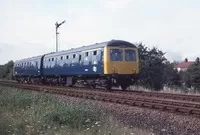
117 89 200 102
1 80 200 103
1 81 200 117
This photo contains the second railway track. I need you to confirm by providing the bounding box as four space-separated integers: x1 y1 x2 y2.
1 81 200 118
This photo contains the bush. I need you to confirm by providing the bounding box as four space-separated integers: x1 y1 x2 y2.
185 62 200 91
137 43 167 91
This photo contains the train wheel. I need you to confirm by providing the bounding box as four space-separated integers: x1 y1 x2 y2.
121 84 128 91
90 84 96 89
105 85 111 90
105 79 112 91
89 80 96 89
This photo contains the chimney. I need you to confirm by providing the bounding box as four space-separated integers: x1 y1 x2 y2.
185 58 188 62
196 57 199 64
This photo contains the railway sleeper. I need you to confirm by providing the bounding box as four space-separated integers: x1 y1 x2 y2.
165 106 178 112
191 109 200 115
142 103 153 108
177 108 192 114
116 100 125 104
152 105 165 110
134 102 144 107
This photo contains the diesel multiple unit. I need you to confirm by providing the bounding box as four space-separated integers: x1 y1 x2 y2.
13 40 139 90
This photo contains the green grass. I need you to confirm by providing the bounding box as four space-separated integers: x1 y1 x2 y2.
0 86 150 135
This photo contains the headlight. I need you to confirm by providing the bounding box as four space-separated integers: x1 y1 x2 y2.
112 67 115 73
133 69 136 73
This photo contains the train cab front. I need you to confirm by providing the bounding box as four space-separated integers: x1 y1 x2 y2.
104 40 139 90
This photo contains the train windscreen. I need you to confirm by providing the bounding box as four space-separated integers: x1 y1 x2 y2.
125 49 136 61
110 49 123 61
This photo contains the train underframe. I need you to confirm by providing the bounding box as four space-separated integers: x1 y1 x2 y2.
14 74 139 90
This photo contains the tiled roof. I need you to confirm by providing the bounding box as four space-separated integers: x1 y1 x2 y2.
174 61 194 69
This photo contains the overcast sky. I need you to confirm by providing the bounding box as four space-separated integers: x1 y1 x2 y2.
0 0 199 64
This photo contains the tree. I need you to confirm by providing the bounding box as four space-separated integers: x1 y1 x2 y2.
0 60 14 79
163 61 181 87
137 43 167 91
185 60 200 91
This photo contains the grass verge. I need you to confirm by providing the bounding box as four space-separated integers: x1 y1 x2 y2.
0 86 150 135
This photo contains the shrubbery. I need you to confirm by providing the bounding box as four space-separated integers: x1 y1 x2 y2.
0 60 13 79
185 61 200 91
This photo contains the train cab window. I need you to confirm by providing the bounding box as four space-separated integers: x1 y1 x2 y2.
110 49 123 61
125 49 136 61
93 51 97 55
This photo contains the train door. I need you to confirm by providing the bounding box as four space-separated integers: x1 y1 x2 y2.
40 55 45 76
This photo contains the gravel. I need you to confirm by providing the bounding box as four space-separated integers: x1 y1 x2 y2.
54 94 200 135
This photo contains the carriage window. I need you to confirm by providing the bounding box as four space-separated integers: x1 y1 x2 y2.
110 49 123 61
79 55 81 61
61 56 63 60
52 58 54 61
66 55 69 59
85 52 88 56
93 51 97 55
73 54 76 58
125 49 136 61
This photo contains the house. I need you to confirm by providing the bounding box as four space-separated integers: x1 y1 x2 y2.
174 58 195 72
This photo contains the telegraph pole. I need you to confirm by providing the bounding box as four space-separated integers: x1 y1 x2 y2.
55 20 65 52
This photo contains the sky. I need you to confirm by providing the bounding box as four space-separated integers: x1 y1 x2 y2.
0 0 200 64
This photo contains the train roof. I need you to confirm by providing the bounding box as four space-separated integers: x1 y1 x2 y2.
14 55 43 64
14 40 137 62
107 40 137 47
44 40 136 57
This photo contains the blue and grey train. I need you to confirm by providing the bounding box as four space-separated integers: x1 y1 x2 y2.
13 40 139 90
